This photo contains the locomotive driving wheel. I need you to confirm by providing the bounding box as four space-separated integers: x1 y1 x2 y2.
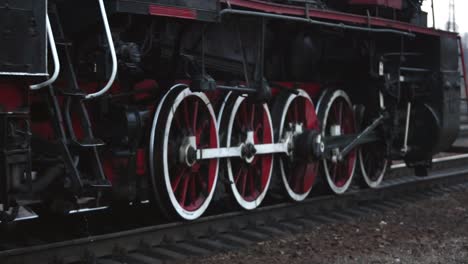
219 93 274 210
317 89 357 194
272 90 320 201
150 85 219 220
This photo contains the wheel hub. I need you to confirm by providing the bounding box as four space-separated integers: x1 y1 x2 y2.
330 124 342 163
330 124 342 136
273 89 320 201
180 136 197 167
241 131 257 163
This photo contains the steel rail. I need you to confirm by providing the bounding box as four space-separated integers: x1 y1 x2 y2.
2 161 468 264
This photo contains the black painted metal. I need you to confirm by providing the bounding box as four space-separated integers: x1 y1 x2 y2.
0 0 47 76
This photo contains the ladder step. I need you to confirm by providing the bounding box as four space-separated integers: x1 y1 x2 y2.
60 89 87 97
73 137 105 147
55 38 73 47
0 108 30 116
87 179 112 188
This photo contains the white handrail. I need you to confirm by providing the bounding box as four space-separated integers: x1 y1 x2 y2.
85 0 118 100
30 15 60 90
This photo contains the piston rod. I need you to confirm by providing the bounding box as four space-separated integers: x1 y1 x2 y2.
337 115 385 161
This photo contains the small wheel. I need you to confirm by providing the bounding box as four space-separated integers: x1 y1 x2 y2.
357 104 389 188
359 142 388 188
219 93 274 210
317 89 357 194
272 90 320 201
150 85 219 220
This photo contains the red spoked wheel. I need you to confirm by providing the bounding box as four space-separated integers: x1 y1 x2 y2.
219 93 274 210
272 90 320 201
317 89 357 194
150 85 219 220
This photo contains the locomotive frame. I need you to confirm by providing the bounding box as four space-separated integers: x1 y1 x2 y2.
0 0 465 221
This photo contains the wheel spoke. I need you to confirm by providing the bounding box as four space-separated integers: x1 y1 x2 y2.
179 175 190 206
196 120 208 146
181 100 191 134
303 163 317 192
241 168 248 197
250 104 256 130
192 100 199 133
332 163 338 182
249 167 257 198
294 164 305 192
338 101 344 126
196 172 208 196
234 165 245 184
172 167 187 192
190 175 197 203
174 112 183 129
241 103 249 129
294 100 299 122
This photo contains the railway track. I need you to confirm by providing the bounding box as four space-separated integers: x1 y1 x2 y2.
2 154 468 264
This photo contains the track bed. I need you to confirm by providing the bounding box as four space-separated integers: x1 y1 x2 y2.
194 181 468 264
2 155 468 264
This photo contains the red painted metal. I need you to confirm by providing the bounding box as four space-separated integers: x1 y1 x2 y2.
149 5 197 20
136 149 146 175
0 81 27 112
134 79 158 101
283 96 319 194
325 96 357 187
459 36 468 98
273 82 321 99
168 95 218 211
348 0 402 9
221 0 457 38
231 101 273 202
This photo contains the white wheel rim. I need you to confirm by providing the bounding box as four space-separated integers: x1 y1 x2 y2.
358 148 388 188
321 90 357 194
278 90 317 201
150 86 219 220
222 94 274 210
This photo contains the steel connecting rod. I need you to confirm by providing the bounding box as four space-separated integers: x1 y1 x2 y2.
196 142 290 160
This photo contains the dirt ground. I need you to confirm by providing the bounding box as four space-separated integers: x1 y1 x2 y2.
184 188 468 264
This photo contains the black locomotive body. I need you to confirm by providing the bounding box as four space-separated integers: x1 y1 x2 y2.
0 0 464 221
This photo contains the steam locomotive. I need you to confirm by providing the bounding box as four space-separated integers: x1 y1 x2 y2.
0 0 463 221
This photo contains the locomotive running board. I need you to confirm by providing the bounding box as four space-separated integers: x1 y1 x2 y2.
220 0 457 38
0 206 38 223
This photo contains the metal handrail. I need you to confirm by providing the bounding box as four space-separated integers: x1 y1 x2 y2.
85 0 118 100
30 15 60 90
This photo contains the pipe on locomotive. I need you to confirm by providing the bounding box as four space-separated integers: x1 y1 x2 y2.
85 0 118 100
30 15 60 90
218 9 416 37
